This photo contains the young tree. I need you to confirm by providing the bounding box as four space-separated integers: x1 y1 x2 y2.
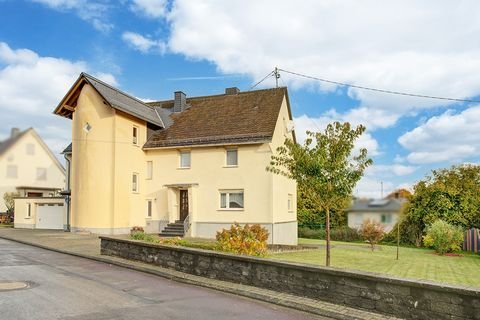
3 192 19 214
401 164 480 245
360 219 385 251
268 122 372 266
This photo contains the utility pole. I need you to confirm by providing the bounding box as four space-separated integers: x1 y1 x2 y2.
274 67 280 88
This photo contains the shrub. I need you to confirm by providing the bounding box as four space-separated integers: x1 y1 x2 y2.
298 226 360 242
330 226 361 242
216 223 269 256
423 220 464 255
298 227 325 239
130 226 144 234
130 231 145 240
158 237 187 246
360 219 385 251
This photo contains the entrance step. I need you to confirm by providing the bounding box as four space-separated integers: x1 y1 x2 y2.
159 222 185 237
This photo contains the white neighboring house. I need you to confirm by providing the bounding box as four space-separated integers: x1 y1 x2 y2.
0 128 66 228
347 198 405 232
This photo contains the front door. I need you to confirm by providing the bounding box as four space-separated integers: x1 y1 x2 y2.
179 190 189 221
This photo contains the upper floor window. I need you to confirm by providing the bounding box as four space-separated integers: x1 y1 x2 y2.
220 190 244 209
226 149 238 166
36 168 47 181
180 151 191 168
146 161 153 180
6 165 17 178
133 126 138 145
26 143 35 155
132 173 139 192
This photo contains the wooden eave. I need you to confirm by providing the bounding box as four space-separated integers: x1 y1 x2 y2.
52 73 111 119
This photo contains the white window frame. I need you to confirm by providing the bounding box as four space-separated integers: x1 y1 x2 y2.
132 173 139 193
179 150 191 168
146 199 153 218
288 193 294 212
6 165 17 178
36 168 47 181
146 161 153 180
133 126 138 145
225 148 238 167
219 190 244 210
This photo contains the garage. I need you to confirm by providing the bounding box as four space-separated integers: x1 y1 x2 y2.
36 203 64 229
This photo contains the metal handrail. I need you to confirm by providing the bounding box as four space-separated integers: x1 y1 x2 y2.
183 215 191 234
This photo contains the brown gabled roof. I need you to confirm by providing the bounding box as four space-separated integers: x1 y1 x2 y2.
54 73 165 127
0 128 29 156
144 87 289 148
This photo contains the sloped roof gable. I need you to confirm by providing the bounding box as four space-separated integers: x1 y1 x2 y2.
144 87 288 148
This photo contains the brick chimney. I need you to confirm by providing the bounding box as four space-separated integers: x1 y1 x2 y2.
10 128 20 138
173 91 186 112
225 87 240 95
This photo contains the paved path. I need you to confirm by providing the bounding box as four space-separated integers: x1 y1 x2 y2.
0 238 328 320
0 229 401 320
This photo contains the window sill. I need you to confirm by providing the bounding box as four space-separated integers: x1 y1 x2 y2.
223 165 238 168
217 208 244 212
132 191 140 194
177 167 190 170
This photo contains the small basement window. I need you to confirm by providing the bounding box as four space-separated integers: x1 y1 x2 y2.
146 200 153 218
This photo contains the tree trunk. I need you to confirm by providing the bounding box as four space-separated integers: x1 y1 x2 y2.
326 207 331 266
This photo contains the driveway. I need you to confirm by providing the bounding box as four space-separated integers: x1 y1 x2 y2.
0 238 327 320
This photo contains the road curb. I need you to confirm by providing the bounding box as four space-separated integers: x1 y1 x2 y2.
0 235 399 320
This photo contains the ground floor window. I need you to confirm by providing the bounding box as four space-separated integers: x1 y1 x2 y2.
146 200 152 218
381 214 392 223
220 190 244 209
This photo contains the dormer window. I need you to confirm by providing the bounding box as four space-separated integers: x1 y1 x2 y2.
133 126 138 145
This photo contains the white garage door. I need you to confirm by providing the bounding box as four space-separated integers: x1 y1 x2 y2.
36 203 64 229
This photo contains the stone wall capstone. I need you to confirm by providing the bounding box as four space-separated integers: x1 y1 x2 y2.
100 237 480 320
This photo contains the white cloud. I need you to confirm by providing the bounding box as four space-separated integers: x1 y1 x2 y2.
398 106 480 164
31 0 113 32
164 1 480 123
294 114 380 157
366 164 418 177
122 31 166 54
0 42 116 158
130 0 167 18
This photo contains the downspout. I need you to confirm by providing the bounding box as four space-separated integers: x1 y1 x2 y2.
64 154 71 232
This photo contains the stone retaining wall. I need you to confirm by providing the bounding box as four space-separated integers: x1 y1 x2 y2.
100 237 480 320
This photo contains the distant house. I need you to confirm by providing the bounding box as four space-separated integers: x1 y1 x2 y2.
347 198 405 232
0 128 65 214
53 73 297 244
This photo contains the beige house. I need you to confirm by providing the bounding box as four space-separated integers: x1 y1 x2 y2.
54 73 297 244
347 198 404 232
0 128 65 215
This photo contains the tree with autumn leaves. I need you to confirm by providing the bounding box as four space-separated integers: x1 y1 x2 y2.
268 122 372 266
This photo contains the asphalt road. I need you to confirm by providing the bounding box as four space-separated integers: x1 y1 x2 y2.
0 239 328 320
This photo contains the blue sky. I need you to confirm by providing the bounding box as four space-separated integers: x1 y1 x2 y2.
1 0 479 198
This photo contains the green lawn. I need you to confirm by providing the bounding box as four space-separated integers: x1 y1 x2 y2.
268 238 480 288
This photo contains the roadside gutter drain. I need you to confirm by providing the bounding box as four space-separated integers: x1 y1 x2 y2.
0 281 31 291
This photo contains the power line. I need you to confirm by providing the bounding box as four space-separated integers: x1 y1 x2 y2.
277 68 480 104
249 70 274 91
